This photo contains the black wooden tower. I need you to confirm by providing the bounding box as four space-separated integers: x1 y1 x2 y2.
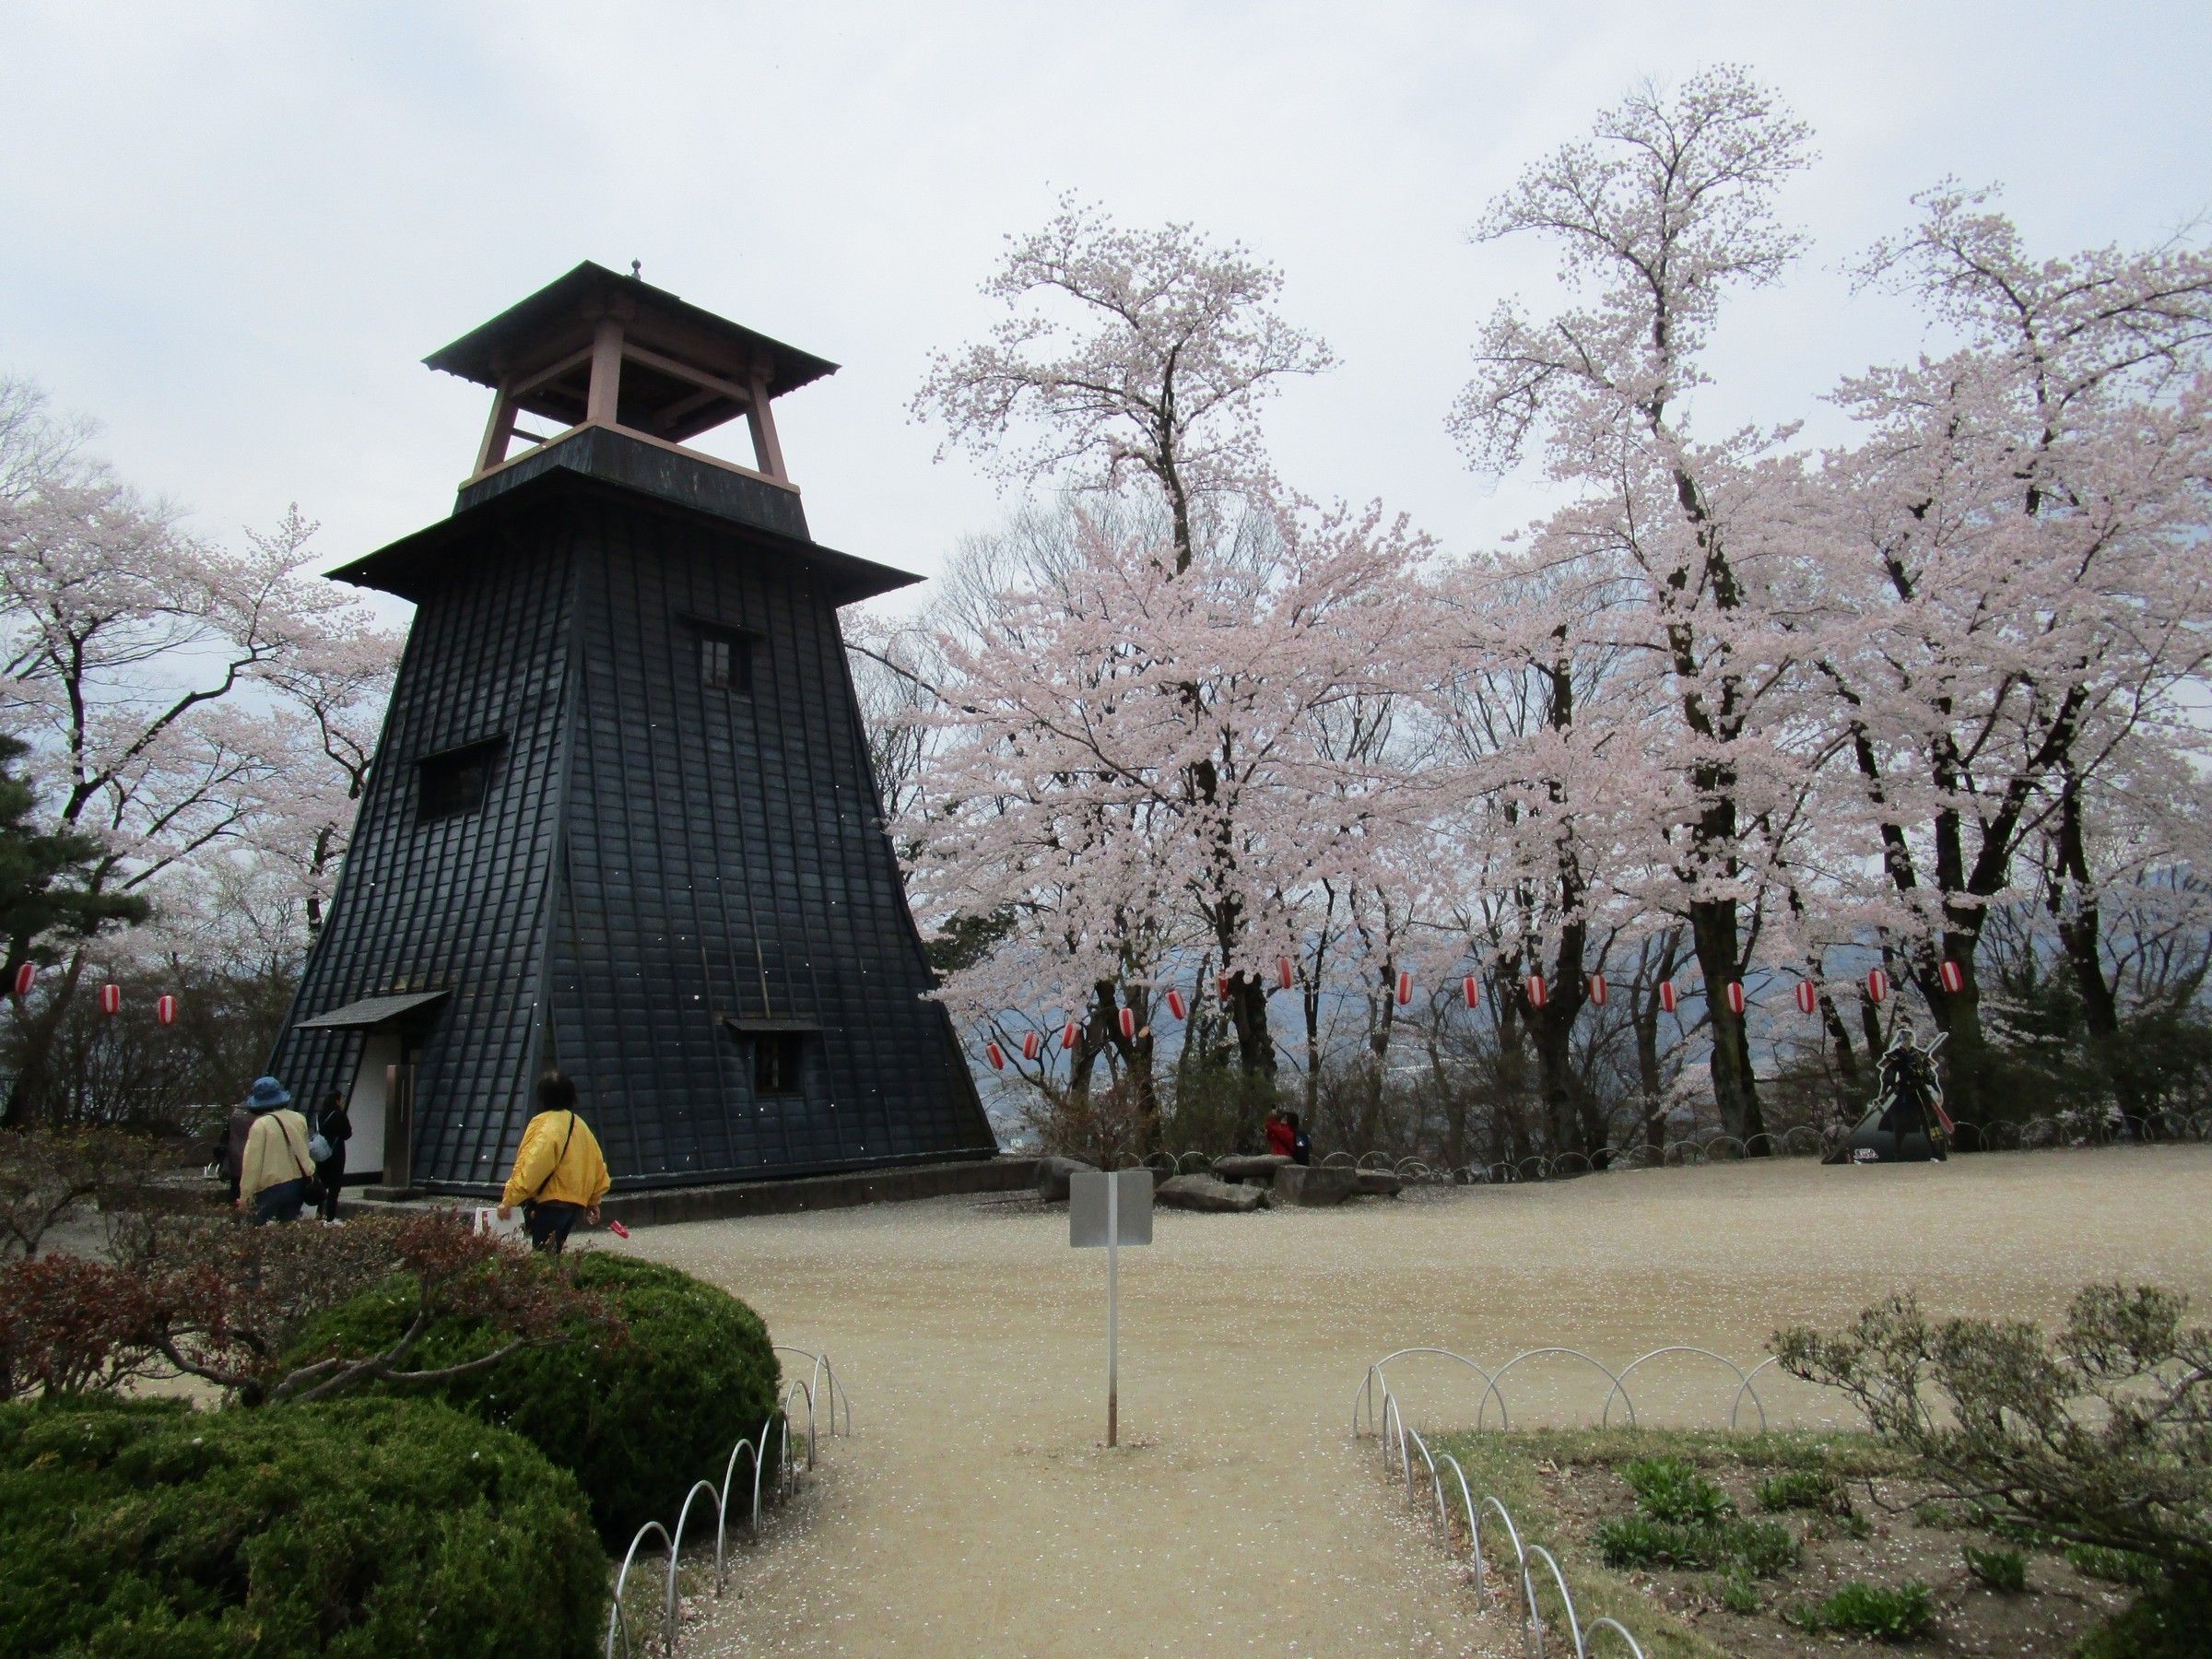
271 264 995 1194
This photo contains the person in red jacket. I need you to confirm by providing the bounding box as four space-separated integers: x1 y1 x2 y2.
1265 1107 1296 1159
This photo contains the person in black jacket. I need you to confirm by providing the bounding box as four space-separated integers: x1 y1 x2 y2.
312 1090 351 1222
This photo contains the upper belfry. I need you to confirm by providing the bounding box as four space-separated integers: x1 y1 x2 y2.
427 261 838 488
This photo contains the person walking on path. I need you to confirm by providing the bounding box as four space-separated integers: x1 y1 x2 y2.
310 1090 351 1222
497 1069 610 1254
234 1076 318 1226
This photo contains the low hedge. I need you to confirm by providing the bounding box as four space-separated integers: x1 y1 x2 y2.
290 1253 783 1545
0 1395 605 1658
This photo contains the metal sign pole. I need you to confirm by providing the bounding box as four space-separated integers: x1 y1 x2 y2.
1069 1169 1147 1450
1106 1173 1119 1448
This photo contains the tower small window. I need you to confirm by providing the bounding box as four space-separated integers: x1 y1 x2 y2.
418 737 505 823
698 623 753 693
754 1032 806 1096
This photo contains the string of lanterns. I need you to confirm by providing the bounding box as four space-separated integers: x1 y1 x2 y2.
978 955 1968 1070
9 964 179 1026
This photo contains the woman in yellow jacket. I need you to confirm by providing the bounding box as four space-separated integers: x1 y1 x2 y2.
496 1069 611 1254
233 1075 319 1225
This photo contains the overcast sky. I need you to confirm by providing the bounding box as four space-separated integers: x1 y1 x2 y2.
6 1 2209 623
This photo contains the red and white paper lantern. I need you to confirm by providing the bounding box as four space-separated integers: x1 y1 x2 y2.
1217 973 1232 1002
985 1041 1006 1071
1394 969 1413 1006
99 982 122 1017
1462 974 1481 1009
1277 956 1295 992
1525 973 1547 1009
1659 981 1678 1015
1586 973 1607 1007
1061 1020 1079 1051
1794 980 1817 1015
1166 988 1187 1021
11 962 33 999
1022 1030 1042 1062
1118 1006 1137 1041
1938 959 1965 994
1866 968 1888 1005
1724 981 1747 1016
156 993 177 1027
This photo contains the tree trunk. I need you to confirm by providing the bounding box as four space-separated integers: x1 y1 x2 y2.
1528 992 1586 1156
1922 925 1992 1126
1631 994 1667 1159
1095 981 1160 1148
1301 980 1322 1118
1 947 90 1127
1818 992 1860 1117
1228 973 1274 1079
2050 776 2138 1122
1363 961 1398 1146
1688 900 1767 1148
1488 963 1532 1171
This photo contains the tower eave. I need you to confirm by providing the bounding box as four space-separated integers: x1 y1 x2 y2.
424 261 838 402
329 445 923 608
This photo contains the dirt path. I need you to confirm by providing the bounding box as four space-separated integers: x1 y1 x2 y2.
615 1147 2212 1657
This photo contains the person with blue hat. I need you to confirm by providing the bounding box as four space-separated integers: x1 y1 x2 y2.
232 1076 318 1225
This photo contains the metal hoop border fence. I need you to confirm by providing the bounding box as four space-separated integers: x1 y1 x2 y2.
1367 1380 1645 1657
1347 1344 1822 1655
1352 1346 1783 1440
604 1350 853 1658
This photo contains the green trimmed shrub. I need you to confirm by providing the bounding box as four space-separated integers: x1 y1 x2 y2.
1622 1456 1735 1524
1718 1571 1760 1614
1787 1579 1936 1641
0 1396 605 1658
288 1253 782 1545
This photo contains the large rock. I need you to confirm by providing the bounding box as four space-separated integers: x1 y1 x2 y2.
1033 1155 1098 1202
1353 1170 1404 1197
1271 1164 1360 1206
1213 1153 1292 1183
1156 1174 1267 1213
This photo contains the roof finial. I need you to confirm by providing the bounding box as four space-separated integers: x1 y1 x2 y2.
630 259 642 280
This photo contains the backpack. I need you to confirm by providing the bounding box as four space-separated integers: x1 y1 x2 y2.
307 1107 335 1164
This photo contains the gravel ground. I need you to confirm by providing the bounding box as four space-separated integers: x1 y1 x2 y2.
610 1146 2212 1657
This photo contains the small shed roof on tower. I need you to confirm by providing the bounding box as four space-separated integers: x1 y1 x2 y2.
426 262 838 443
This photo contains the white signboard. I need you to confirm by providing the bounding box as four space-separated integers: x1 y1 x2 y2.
1069 1169 1153 1247
473 1206 524 1239
1068 1169 1152 1446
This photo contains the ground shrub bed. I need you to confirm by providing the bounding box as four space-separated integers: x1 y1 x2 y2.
1427 1428 2136 1656
0 1395 606 1658
287 1253 783 1546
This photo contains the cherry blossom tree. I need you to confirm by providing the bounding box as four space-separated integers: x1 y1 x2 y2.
0 379 399 1121
906 494 1432 1131
915 193 1335 571
912 203 1365 1087
251 509 403 938
1426 545 1686 1153
1814 187 2212 1119
1450 67 1818 1146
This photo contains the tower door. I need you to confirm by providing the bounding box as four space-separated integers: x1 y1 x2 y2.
347 1032 403 1179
